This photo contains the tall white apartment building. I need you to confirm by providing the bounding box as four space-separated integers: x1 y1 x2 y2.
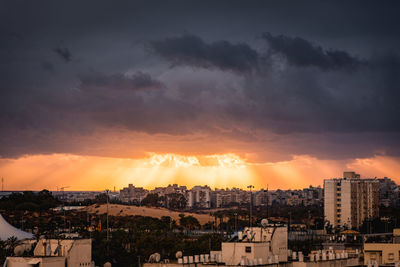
186 185 211 208
324 172 379 229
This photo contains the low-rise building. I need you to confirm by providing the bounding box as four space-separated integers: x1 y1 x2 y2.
364 243 400 266
5 257 65 267
364 229 400 266
5 238 92 267
120 184 148 203
221 223 288 265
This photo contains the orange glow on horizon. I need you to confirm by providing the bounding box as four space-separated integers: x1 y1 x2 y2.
0 153 399 191
0 153 255 191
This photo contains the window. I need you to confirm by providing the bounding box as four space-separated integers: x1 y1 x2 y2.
388 253 394 260
245 246 251 253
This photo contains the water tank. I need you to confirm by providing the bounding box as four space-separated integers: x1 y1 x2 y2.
205 254 210 262
238 231 243 240
200 254 205 262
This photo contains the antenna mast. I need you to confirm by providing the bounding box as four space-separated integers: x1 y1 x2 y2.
266 184 269 218
247 185 254 231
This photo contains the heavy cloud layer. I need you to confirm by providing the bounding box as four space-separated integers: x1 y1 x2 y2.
0 1 400 161
149 34 260 73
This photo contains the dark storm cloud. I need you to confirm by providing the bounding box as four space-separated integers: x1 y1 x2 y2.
79 71 165 91
1 0 400 160
262 33 362 70
0 70 199 157
240 58 400 135
41 61 55 72
149 34 260 73
53 45 72 62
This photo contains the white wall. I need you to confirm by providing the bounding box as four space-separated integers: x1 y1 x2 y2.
324 180 336 227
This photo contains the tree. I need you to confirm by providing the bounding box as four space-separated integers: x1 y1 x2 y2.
179 215 200 230
94 193 109 204
0 240 6 264
141 193 163 207
5 236 20 256
166 193 186 210
0 190 59 211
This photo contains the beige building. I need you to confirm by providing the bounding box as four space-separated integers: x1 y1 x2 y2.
221 224 288 265
187 186 211 208
5 239 92 267
5 257 65 267
324 172 379 229
364 243 400 266
364 229 400 266
120 184 148 203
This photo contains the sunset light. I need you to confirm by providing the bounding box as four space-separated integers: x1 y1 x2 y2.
1 153 399 191
1 3 400 265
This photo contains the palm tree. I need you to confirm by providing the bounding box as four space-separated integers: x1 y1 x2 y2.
5 236 20 256
0 240 7 264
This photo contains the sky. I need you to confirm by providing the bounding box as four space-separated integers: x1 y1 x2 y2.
1 1 400 190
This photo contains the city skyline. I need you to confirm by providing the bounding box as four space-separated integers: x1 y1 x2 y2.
0 163 396 192
1 1 400 190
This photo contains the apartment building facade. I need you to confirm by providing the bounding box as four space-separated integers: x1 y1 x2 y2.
324 172 379 229
187 186 211 208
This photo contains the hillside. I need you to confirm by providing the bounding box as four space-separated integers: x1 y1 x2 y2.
82 204 212 225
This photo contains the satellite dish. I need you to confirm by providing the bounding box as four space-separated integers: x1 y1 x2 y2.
149 253 161 263
261 219 269 227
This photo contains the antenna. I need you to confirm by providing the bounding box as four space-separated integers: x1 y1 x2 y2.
105 189 110 241
247 185 254 232
266 184 269 218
